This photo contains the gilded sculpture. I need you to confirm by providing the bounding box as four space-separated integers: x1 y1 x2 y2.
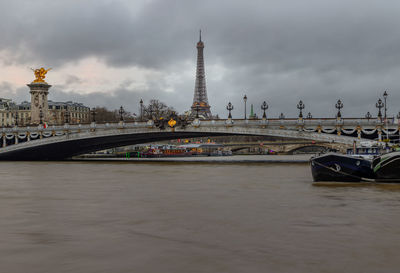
168 118 177 128
31 67 52 83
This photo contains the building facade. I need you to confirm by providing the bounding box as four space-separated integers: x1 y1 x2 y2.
0 98 17 126
48 101 90 125
0 98 90 127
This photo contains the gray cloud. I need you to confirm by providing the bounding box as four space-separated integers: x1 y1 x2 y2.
1 0 400 118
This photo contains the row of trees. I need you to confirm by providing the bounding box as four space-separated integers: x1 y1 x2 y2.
94 99 177 122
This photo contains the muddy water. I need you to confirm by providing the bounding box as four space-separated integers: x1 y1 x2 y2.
1 161 400 273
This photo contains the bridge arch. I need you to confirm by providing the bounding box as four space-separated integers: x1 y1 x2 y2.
286 145 335 155
0 120 366 160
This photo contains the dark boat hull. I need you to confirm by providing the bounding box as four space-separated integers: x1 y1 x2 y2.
311 153 375 182
373 151 400 181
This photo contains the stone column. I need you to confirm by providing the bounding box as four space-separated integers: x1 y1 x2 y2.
27 83 51 125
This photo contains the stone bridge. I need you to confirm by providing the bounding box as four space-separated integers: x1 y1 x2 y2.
0 117 397 160
226 141 343 154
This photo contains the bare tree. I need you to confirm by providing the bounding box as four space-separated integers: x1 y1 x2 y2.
143 99 176 120
93 106 137 123
94 107 118 122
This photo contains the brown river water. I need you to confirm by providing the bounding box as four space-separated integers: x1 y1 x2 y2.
1 161 400 273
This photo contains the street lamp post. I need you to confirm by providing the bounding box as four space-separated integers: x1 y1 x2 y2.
383 91 389 141
261 101 268 119
279 113 285 119
335 99 343 118
383 90 388 120
90 108 96 123
119 106 125 122
39 106 43 125
243 94 247 120
397 112 400 143
226 102 234 119
376 98 384 121
297 100 305 118
140 99 143 122
307 112 312 119
365 111 372 121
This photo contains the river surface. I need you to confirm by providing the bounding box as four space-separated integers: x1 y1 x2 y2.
1 161 400 273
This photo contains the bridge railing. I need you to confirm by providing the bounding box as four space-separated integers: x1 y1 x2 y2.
0 117 398 133
197 118 394 127
0 117 397 150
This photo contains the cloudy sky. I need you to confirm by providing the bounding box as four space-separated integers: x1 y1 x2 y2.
0 0 400 118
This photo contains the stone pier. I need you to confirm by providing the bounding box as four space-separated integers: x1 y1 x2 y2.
27 82 51 124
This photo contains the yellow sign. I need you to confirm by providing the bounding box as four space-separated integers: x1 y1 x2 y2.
168 118 177 128
31 67 52 83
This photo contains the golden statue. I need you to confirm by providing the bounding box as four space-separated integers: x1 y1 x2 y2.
168 118 177 128
31 67 52 83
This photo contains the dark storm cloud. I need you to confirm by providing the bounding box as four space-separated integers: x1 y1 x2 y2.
47 74 192 114
45 87 188 116
1 0 400 117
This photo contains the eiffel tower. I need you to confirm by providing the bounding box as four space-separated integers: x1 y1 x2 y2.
191 30 211 118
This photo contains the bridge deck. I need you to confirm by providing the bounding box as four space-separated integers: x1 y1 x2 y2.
0 118 393 160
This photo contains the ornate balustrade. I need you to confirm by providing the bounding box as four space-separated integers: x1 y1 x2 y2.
0 117 398 150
